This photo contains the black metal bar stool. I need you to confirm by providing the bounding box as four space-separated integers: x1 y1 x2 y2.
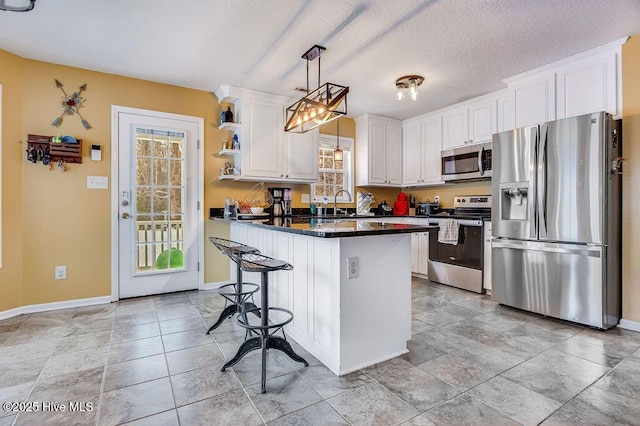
220 253 308 393
207 237 261 334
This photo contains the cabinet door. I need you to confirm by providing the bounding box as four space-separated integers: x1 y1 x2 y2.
511 74 556 128
285 129 318 181
418 233 429 276
386 124 403 185
468 99 497 143
421 115 442 183
402 122 421 185
442 106 469 150
556 53 618 119
411 233 419 273
368 120 388 184
243 98 283 178
483 222 492 291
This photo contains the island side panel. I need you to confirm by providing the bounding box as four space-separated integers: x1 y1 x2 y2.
339 234 412 374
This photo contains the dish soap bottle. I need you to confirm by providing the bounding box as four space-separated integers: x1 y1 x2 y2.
224 106 234 124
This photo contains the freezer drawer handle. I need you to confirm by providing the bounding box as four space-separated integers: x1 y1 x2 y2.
492 241 601 257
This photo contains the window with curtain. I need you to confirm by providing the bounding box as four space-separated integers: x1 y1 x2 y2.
311 134 354 203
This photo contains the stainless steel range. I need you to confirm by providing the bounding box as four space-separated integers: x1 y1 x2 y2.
428 195 491 293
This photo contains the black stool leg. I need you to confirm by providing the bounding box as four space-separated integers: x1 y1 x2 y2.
206 304 239 334
261 271 269 393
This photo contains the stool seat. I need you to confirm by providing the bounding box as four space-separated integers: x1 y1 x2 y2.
206 237 261 334
238 253 293 273
209 237 260 258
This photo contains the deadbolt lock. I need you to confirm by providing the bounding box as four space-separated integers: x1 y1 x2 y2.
122 212 130 219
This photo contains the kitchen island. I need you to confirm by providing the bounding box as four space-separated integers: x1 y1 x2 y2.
217 217 436 375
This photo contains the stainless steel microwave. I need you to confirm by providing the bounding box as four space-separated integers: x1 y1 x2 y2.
441 142 492 182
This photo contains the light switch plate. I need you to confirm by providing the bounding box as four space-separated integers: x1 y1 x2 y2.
301 194 310 203
87 176 108 189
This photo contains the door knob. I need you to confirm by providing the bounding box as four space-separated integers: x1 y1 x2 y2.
122 212 130 219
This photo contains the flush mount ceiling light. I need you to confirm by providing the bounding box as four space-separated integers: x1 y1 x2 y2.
0 0 36 12
396 75 424 101
285 45 349 133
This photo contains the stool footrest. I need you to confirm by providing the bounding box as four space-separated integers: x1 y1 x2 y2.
236 307 294 331
217 282 260 298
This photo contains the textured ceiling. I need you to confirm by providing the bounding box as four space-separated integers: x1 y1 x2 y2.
1 0 640 120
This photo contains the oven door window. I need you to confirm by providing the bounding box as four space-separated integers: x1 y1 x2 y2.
429 225 483 269
442 151 480 176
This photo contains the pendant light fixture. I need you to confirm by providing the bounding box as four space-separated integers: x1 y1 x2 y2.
285 45 349 133
334 118 343 161
395 75 424 101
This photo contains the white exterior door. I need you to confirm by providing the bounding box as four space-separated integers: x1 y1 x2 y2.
115 108 202 299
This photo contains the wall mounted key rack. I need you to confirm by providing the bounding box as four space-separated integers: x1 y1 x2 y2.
26 134 83 165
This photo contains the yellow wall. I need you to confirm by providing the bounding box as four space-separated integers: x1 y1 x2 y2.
622 36 640 323
0 50 25 311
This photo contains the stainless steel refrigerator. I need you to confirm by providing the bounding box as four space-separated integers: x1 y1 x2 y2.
491 111 622 329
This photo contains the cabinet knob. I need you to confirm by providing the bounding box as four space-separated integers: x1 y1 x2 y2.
280 174 284 178
286 174 289 178
469 139 473 143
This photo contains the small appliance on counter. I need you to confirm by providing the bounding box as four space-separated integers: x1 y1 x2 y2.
416 201 440 216
224 197 239 219
268 187 292 217
356 191 375 215
393 192 409 216
377 200 393 216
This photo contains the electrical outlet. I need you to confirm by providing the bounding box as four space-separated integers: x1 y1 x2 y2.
434 195 440 203
301 194 310 203
347 257 358 279
55 265 67 280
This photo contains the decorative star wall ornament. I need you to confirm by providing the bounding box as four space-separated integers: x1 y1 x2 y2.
51 79 92 129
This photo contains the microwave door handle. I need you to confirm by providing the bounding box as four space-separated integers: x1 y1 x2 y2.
478 146 484 176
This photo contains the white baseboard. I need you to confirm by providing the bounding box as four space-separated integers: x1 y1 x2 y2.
0 296 112 321
618 319 640 332
203 280 234 291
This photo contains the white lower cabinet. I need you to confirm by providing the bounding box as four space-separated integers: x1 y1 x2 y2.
483 220 492 292
411 232 429 277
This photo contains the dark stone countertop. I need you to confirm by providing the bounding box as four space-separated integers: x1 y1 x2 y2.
211 216 437 238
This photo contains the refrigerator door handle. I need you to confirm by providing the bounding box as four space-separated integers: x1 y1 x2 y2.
538 125 548 238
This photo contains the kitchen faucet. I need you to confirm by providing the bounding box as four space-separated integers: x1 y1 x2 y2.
334 189 352 216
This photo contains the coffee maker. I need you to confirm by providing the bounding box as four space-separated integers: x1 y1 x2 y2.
267 187 292 217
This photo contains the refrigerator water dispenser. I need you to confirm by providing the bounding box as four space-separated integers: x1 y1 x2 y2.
500 183 529 221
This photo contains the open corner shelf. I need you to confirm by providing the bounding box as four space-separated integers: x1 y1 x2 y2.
218 122 242 130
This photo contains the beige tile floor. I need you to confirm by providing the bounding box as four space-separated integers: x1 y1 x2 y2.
0 278 639 425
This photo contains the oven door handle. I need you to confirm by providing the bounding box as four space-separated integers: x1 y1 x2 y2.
429 219 482 227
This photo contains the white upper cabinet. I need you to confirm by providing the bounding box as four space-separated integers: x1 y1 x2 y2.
507 73 556 128
556 45 621 119
403 114 443 186
402 121 421 185
214 85 318 183
503 37 625 127
284 130 318 181
442 106 468 150
356 114 403 186
442 97 498 150
243 96 284 179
